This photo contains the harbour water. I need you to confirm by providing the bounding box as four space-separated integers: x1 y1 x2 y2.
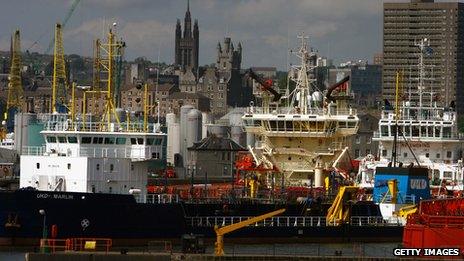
0 242 400 260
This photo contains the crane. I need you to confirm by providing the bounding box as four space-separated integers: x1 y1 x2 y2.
214 208 285 256
52 23 68 113
4 30 24 132
44 0 81 54
244 68 282 102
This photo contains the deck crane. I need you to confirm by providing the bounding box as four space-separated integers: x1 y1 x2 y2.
214 208 285 256
4 30 24 132
244 68 282 102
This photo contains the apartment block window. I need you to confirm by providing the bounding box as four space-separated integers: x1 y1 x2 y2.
355 149 360 158
366 149 371 155
382 150 387 157
436 153 440 159
355 136 361 144
403 152 408 158
366 137 372 144
426 153 430 158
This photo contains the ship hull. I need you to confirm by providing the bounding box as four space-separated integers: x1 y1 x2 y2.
0 190 402 246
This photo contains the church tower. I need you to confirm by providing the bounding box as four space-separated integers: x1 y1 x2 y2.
174 0 199 72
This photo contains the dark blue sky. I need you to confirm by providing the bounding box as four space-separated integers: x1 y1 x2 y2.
0 0 456 69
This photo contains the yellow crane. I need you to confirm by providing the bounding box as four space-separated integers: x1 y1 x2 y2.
4 30 23 131
214 208 285 256
52 23 68 113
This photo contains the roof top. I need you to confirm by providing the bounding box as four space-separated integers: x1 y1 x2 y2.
188 135 246 151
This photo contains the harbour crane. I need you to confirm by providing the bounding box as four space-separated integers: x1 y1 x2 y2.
4 30 24 132
214 208 285 256
52 23 68 113
44 0 81 54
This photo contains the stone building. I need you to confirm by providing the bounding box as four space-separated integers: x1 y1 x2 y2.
350 113 379 159
197 67 228 117
188 135 246 179
167 92 210 115
175 1 199 72
383 0 464 115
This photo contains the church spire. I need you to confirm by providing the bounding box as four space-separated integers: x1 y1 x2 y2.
184 0 192 38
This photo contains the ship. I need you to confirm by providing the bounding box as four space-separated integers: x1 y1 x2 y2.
0 35 407 246
359 38 464 192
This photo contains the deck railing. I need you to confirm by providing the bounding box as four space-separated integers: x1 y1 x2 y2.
186 215 402 228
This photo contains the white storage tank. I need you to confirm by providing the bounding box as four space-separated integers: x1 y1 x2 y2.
186 109 202 167
166 113 180 165
180 105 194 165
201 112 213 139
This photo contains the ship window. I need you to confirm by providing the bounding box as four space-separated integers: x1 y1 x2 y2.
420 127 426 137
381 126 388 136
155 139 162 145
412 126 419 137
285 121 292 131
131 164 134 171
404 126 410 137
67 163 71 170
443 127 451 138
104 137 115 144
36 163 40 169
137 138 144 145
46 136 56 143
146 138 154 145
130 138 137 145
110 164 114 172
447 151 452 158
92 137 103 144
116 138 126 145
444 171 453 179
269 121 277 131
427 126 433 137
277 120 285 131
435 127 441 137
91 185 95 193
96 164 100 171
82 137 92 144
58 136 67 143
67 137 78 143
348 122 356 128
109 187 112 193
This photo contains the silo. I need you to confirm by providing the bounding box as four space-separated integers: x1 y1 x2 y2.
231 126 246 146
166 113 180 165
185 109 202 167
180 105 194 166
207 124 228 138
201 112 213 139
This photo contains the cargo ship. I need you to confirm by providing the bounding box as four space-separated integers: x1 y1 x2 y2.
0 34 416 246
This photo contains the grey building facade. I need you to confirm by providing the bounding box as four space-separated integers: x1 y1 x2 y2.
383 0 464 115
350 113 380 159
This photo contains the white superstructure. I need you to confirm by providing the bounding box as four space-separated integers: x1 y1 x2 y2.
19 114 165 199
368 38 464 190
242 36 359 186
